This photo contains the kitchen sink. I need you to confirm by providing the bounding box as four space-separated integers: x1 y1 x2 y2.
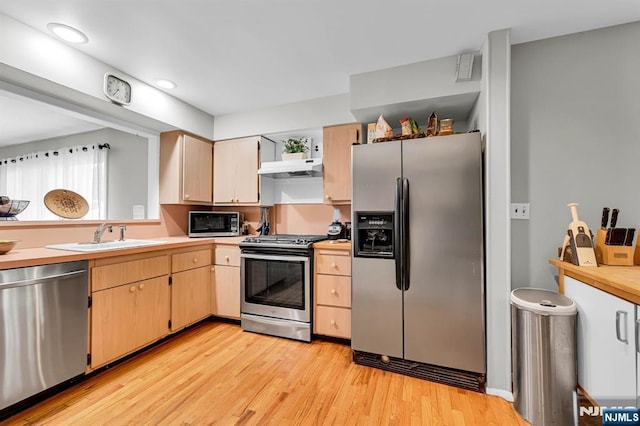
46 239 167 252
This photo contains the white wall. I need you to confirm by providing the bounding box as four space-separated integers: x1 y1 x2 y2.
213 94 355 141
511 21 640 290
0 13 214 139
483 29 512 399
0 128 148 220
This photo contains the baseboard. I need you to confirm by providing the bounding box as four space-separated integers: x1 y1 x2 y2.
487 387 514 402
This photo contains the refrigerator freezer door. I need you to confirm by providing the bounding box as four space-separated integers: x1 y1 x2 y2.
402 134 485 374
351 141 403 358
351 141 401 212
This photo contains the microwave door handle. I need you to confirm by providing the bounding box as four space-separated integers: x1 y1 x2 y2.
395 177 402 290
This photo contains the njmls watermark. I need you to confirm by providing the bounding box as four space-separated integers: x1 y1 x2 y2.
579 396 640 425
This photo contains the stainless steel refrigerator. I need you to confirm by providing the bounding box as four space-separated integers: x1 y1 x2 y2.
351 133 485 391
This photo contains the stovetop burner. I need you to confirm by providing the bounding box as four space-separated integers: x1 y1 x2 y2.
240 234 327 248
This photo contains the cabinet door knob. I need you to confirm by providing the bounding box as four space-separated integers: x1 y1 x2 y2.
129 286 136 293
331 262 337 268
211 267 215 272
331 288 337 295
138 283 145 290
193 256 199 263
235 198 239 202
325 195 331 200
225 255 230 262
330 320 336 326
230 198 234 202
185 194 190 199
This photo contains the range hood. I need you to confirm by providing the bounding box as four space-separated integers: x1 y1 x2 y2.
258 157 323 178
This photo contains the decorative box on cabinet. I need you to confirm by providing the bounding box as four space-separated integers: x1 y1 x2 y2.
212 244 241 319
213 136 274 206
170 247 213 331
160 130 213 205
314 244 352 339
322 123 363 205
90 252 171 369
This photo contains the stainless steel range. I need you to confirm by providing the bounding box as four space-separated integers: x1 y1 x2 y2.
239 234 327 342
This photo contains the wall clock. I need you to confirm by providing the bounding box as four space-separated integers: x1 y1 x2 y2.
103 73 132 105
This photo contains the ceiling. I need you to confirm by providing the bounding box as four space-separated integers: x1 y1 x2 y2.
1 0 640 124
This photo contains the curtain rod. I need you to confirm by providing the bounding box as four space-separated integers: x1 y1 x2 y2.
0 143 111 164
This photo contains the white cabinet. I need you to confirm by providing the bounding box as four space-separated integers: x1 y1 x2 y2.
564 276 636 405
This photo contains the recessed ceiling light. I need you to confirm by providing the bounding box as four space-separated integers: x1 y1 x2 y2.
47 23 88 44
156 79 177 89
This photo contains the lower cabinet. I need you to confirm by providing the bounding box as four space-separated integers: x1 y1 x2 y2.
90 246 216 369
91 277 170 368
564 276 637 405
314 246 352 339
170 248 212 331
212 245 241 319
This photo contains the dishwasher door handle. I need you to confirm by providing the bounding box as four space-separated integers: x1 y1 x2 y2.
0 269 87 290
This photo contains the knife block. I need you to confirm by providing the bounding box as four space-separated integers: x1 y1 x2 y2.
635 240 640 265
595 229 634 266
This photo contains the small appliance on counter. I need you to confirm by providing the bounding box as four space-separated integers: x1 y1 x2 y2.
327 207 346 240
188 211 243 237
559 203 597 267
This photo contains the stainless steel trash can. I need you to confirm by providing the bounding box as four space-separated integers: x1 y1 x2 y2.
511 288 577 426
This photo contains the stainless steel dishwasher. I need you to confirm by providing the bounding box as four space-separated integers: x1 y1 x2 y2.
0 260 88 411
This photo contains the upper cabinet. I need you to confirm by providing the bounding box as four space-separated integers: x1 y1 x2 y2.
160 131 213 205
323 123 363 205
213 136 274 206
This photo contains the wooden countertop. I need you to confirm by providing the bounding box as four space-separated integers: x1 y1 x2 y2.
550 258 640 304
0 236 247 270
313 240 351 251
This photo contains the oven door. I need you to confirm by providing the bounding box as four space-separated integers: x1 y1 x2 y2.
241 252 311 323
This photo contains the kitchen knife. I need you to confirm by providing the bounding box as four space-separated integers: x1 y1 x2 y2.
624 228 635 246
610 208 619 228
605 228 612 245
601 207 610 228
611 228 626 246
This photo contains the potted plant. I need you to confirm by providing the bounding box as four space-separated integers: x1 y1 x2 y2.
281 137 309 160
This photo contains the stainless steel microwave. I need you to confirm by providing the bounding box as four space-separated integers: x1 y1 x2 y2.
188 211 243 237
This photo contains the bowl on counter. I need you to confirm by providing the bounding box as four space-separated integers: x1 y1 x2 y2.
0 240 19 255
0 200 30 220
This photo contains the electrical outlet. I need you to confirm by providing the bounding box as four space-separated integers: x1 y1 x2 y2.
511 203 530 220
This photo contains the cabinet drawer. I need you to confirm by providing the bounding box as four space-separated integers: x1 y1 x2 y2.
315 305 351 339
172 249 212 273
316 274 351 308
214 246 240 267
92 255 169 292
316 254 351 276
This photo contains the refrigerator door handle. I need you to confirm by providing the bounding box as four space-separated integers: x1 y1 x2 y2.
403 178 410 291
395 177 402 290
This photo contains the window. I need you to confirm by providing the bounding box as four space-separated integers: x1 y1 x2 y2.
0 144 108 220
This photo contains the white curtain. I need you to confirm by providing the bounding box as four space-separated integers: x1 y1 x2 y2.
0 145 108 220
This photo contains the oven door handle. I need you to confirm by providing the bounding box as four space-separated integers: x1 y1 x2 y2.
240 253 309 263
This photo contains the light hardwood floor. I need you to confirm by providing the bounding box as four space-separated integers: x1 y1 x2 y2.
4 321 528 425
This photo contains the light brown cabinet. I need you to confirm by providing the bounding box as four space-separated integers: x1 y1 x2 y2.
90 253 171 369
170 248 212 331
313 245 352 339
322 123 363 205
160 130 213 205
213 136 274 205
212 245 241 319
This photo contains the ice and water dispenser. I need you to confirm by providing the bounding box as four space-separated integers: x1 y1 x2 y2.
353 212 395 258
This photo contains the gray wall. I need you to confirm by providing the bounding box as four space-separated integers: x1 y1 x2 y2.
0 128 148 219
511 21 640 289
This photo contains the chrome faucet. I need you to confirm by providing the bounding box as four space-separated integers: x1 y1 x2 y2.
93 223 113 243
118 224 127 241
